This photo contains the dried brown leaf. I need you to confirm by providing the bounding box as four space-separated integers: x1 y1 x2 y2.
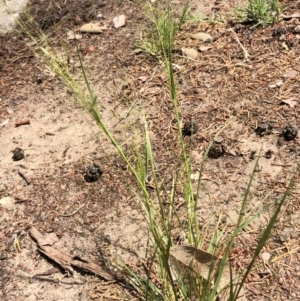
182 47 198 59
79 23 103 33
170 245 247 301
281 98 297 108
199 45 212 52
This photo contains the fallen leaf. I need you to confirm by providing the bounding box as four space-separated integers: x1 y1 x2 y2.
172 63 183 70
225 147 237 156
79 23 103 33
132 48 143 55
281 42 289 50
113 14 126 28
170 245 246 301
88 45 95 52
137 76 148 82
182 47 198 59
199 45 212 52
67 30 82 40
261 252 271 263
269 80 283 88
191 32 214 42
281 98 297 108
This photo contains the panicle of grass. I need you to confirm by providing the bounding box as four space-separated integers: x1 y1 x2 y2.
139 2 188 59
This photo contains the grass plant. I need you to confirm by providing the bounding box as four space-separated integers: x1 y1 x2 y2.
235 0 283 27
4 0 297 300
138 3 188 59
207 13 225 25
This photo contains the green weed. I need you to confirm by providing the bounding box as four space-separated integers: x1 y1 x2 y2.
207 12 225 25
235 0 283 27
138 3 188 59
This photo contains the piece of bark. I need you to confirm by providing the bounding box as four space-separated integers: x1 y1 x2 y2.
15 120 30 127
29 227 114 281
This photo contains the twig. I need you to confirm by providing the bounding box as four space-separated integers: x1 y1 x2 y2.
62 146 70 157
201 177 220 186
18 170 30 185
15 120 30 127
228 28 250 64
59 204 86 217
34 267 60 277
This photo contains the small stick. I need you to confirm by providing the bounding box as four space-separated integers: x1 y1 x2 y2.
59 204 85 217
15 120 30 127
18 170 30 185
62 146 70 157
34 268 60 277
228 28 250 64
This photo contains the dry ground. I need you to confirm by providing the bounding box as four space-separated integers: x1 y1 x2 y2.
1 0 300 300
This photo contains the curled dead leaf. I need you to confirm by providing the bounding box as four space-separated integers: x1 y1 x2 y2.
137 76 148 82
169 245 247 301
199 45 212 52
269 81 283 88
281 98 297 108
80 23 103 33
